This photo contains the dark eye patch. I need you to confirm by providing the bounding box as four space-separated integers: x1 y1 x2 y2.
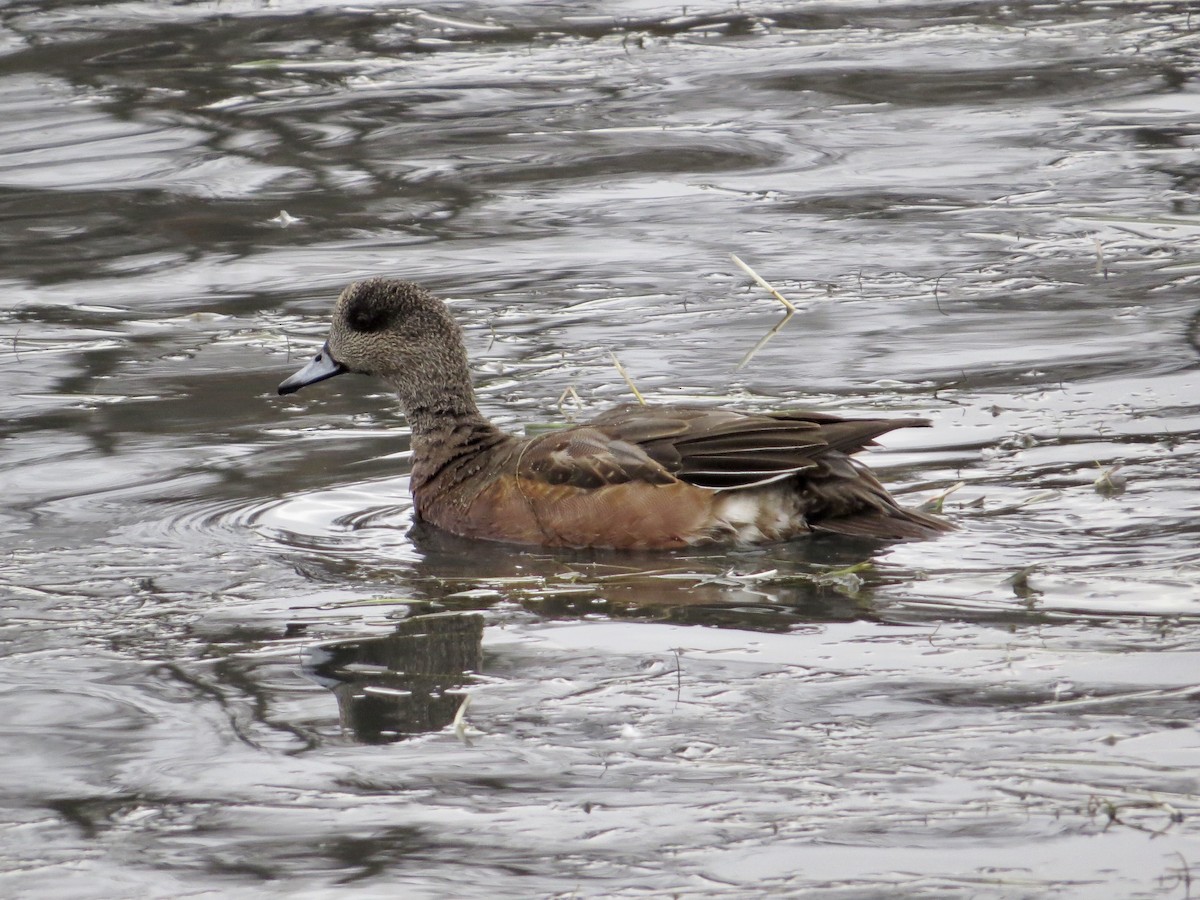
344 286 397 333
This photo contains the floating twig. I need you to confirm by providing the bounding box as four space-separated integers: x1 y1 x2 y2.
556 383 583 418
610 352 646 405
730 253 797 370
730 253 797 312
919 480 964 513
933 273 949 316
452 693 475 745
1093 462 1126 496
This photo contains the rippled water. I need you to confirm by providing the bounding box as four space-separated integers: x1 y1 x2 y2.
3 1 1200 896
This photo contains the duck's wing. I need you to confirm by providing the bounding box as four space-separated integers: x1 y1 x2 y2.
515 404 825 492
517 424 679 490
503 404 949 544
588 404 930 491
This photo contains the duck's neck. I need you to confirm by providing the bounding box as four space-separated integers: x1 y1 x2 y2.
380 329 509 503
387 377 489 441
384 370 505 492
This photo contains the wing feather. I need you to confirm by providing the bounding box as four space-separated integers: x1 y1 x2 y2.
591 404 929 492
505 403 949 539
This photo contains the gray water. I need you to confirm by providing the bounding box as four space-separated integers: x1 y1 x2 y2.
2 1 1200 897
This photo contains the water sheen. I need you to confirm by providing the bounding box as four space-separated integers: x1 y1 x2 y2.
2 1 1199 897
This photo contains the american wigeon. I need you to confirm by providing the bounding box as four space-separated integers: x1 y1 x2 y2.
278 279 951 549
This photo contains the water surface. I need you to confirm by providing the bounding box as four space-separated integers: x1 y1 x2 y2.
2 1 1200 897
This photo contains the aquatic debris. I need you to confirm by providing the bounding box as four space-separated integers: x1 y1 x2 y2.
452 693 478 745
1087 793 1185 838
1005 564 1041 601
1093 236 1108 279
415 11 508 33
971 491 1060 517
731 253 797 314
753 561 876 597
1033 684 1200 714
556 383 584 417
810 561 873 596
1093 463 1126 497
694 568 779 587
919 481 964 513
609 351 646 405
730 253 797 370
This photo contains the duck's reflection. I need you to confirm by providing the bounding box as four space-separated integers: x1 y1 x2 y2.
404 521 890 629
303 612 483 743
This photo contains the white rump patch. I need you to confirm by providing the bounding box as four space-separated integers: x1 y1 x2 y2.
712 489 804 544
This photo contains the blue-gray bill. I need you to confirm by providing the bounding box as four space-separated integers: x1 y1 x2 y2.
278 342 347 395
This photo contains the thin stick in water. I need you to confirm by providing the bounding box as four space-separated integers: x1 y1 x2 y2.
731 253 797 313
610 352 646 405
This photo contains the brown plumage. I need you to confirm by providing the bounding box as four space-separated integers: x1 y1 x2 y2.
278 278 951 549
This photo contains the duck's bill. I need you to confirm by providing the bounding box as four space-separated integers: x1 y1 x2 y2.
278 343 347 395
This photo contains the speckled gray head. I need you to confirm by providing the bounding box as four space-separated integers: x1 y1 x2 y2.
276 279 476 419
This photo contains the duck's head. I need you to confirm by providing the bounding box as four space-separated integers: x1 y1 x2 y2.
278 278 471 403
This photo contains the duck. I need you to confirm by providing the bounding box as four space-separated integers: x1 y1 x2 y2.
278 278 951 549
